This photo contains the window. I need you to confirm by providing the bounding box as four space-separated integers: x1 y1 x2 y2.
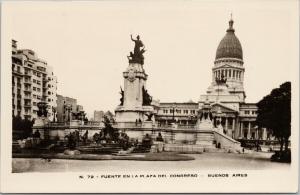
245 110 250 114
33 95 37 98
33 102 37 106
176 109 181 114
37 88 41 92
33 79 36 83
33 87 36 91
170 109 173 113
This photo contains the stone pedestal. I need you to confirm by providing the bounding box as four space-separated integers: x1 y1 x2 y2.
215 124 224 134
196 118 214 131
115 62 154 124
115 106 154 122
32 117 50 139
195 118 215 145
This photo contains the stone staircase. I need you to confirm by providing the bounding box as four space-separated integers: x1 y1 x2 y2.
163 131 218 153
195 131 215 147
78 143 123 154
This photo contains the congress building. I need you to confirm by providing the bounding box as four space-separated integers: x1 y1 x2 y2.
154 18 271 142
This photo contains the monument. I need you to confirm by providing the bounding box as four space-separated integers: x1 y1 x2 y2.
113 35 241 151
196 98 214 131
32 102 50 139
115 35 154 138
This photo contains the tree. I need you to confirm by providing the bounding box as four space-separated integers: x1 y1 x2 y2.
256 82 291 152
13 115 34 139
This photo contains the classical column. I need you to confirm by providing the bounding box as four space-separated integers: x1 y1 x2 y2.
263 128 267 140
241 71 244 81
232 118 235 137
225 117 228 131
240 122 243 138
247 121 251 139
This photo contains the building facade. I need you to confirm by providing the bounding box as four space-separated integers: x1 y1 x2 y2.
56 94 77 122
94 110 104 122
12 40 57 121
154 19 270 141
56 94 86 122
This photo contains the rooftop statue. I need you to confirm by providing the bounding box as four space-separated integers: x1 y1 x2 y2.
127 34 146 65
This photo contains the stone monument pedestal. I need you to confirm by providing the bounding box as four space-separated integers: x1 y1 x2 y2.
195 119 215 146
33 117 50 139
115 106 154 123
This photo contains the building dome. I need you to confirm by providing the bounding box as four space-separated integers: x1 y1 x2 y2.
215 19 243 60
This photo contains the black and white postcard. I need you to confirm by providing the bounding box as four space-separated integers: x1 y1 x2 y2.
0 0 298 193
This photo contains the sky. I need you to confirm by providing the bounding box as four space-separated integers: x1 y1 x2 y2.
4 0 299 118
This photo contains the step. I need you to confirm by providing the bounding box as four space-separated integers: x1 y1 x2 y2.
197 137 215 141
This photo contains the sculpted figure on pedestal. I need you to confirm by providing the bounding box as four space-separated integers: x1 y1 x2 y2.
128 34 146 65
142 86 152 106
119 86 124 106
37 102 48 117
